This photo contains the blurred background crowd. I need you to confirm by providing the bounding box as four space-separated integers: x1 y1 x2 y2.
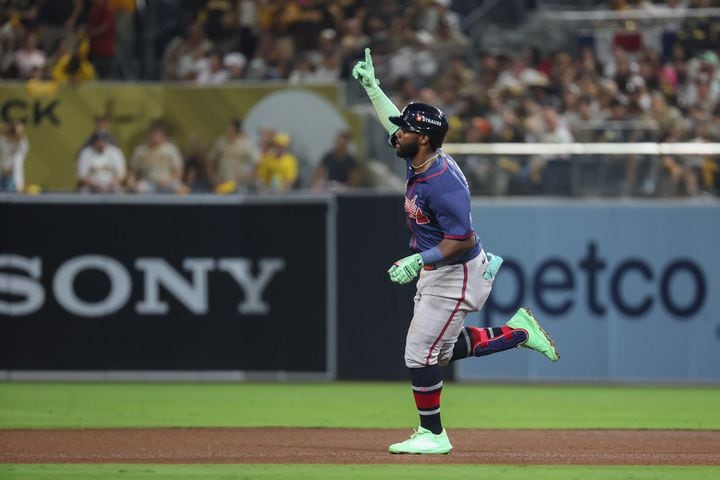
1 0 720 196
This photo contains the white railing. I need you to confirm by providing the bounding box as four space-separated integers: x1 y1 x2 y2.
443 142 720 156
539 7 720 22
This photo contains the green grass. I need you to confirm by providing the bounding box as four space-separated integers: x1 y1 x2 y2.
1 382 719 430
2 383 719 479
1 464 720 480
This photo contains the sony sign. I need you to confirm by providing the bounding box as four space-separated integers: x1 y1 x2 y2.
0 254 285 317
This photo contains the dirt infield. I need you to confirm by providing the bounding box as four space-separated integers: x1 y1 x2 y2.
2 428 720 465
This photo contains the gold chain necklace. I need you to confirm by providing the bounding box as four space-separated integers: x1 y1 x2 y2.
411 152 438 171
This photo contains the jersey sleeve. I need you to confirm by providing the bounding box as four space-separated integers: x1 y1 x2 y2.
430 188 475 240
112 146 127 178
76 148 90 177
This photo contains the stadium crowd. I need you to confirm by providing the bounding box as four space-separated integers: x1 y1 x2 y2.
0 0 719 196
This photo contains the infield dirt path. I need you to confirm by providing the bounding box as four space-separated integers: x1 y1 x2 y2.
2 428 720 465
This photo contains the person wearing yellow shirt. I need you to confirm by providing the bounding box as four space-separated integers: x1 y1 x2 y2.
256 133 298 191
51 48 97 83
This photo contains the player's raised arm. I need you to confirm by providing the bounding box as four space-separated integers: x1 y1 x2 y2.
352 48 401 136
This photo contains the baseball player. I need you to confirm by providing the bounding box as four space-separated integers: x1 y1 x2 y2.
353 48 560 455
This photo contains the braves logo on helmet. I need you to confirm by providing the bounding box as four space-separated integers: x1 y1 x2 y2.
404 195 430 224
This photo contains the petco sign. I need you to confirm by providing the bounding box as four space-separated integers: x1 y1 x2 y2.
0 254 285 317
482 242 707 323
462 201 720 383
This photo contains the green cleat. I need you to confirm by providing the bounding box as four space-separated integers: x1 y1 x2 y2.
506 307 560 362
388 427 452 454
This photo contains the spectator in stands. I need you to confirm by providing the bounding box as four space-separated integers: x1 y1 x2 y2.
420 0 461 34
429 17 471 66
37 0 82 56
0 121 29 193
76 131 126 193
456 116 498 194
24 63 59 96
256 132 298 191
127 121 186 193
646 90 684 135
223 51 247 80
312 129 359 191
287 52 316 84
162 21 213 81
236 0 260 60
5 1 38 31
532 105 575 194
314 50 341 82
307 28 338 68
688 119 717 196
207 118 259 193
86 0 116 79
477 49 501 91
51 44 97 83
74 114 117 174
595 96 638 193
0 9 18 77
3 0 719 197
245 30 293 80
391 77 421 109
636 49 662 91
276 0 324 53
182 135 213 193
257 125 277 155
195 50 229 84
624 74 652 115
495 51 539 98
493 108 528 193
79 114 117 152
548 50 578 89
13 31 46 79
110 0 136 79
201 0 238 52
660 121 697 196
434 55 477 98
436 82 467 118
566 94 600 142
679 71 720 114
387 29 438 85
539 104 575 144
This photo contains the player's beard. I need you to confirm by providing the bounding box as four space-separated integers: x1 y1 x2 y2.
395 138 419 159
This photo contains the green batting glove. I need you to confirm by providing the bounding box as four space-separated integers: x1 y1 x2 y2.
483 252 504 281
352 47 380 90
387 253 424 285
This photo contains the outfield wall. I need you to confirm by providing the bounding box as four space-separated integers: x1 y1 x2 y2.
460 199 720 383
0 193 416 381
0 195 335 380
1 194 718 383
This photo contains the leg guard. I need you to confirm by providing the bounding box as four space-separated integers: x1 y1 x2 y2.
472 326 528 357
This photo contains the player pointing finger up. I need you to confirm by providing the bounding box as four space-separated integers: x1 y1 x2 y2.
353 48 560 455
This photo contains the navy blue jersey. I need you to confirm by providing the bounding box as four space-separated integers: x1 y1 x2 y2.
403 151 482 264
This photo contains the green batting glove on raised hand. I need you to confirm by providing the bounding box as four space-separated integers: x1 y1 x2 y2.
352 47 380 91
387 253 424 285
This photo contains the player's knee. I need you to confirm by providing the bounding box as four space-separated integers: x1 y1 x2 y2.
404 349 430 368
437 354 451 367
